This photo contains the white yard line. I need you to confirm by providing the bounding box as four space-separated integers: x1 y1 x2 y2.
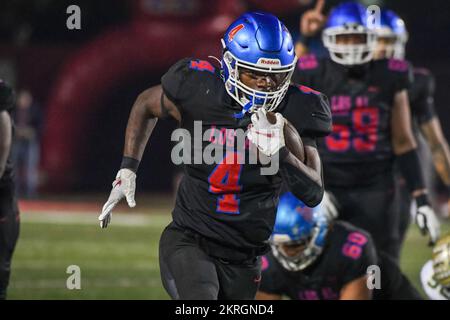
20 211 171 227
10 278 163 289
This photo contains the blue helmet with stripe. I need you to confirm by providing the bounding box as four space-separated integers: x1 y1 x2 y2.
270 192 330 271
221 12 297 118
322 2 377 65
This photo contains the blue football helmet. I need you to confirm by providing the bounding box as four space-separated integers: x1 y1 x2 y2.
221 12 297 118
372 9 408 59
270 192 330 271
322 2 377 65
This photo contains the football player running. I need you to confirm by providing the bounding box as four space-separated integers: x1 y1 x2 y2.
0 80 20 300
292 1 440 260
372 8 450 251
256 192 423 300
421 234 450 300
99 12 331 299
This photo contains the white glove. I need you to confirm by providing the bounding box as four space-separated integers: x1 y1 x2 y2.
247 108 285 157
416 205 441 245
99 168 136 228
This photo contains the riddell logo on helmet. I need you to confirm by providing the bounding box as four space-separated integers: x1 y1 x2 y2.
257 58 281 66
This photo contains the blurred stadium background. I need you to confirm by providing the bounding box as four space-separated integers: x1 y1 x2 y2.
1 0 450 299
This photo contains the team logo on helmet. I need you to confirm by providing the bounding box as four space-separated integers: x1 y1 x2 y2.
228 24 244 42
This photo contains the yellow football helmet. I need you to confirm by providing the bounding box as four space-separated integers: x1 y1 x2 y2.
432 234 450 287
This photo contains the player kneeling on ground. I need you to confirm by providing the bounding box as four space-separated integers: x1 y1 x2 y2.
256 192 422 300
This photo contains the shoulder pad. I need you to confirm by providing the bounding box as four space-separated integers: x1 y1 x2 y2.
413 67 431 77
374 58 412 91
413 67 435 88
282 85 332 138
161 58 219 105
296 54 320 71
296 84 322 95
387 58 410 73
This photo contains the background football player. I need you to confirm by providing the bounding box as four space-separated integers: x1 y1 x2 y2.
0 80 20 300
372 8 450 252
292 1 440 260
421 234 450 300
99 12 331 299
256 192 423 300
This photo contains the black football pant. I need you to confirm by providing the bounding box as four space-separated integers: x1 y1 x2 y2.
0 184 20 300
159 222 262 300
328 178 401 262
374 251 422 300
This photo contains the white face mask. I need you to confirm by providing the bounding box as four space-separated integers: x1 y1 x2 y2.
221 41 297 117
270 226 325 272
323 24 377 66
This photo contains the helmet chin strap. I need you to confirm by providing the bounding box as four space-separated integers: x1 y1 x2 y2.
233 101 252 119
233 94 266 119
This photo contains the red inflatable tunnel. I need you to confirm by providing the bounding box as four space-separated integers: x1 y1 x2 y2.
42 15 236 190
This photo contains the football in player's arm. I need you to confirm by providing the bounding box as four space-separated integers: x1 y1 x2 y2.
99 12 331 300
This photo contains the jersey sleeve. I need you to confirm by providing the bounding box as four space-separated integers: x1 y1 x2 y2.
284 85 332 141
410 70 436 124
161 58 217 115
340 230 378 285
160 58 193 113
258 254 285 296
0 81 14 112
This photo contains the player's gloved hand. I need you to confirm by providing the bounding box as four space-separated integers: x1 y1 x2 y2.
247 108 285 157
416 205 441 246
99 168 136 228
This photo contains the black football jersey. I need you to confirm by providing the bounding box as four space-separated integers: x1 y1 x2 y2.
293 55 412 187
0 81 15 187
160 58 331 252
259 221 377 300
408 67 436 125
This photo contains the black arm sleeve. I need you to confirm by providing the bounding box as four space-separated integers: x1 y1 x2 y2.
396 149 427 193
279 147 324 207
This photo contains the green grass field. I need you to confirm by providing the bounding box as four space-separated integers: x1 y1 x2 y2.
7 205 450 300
